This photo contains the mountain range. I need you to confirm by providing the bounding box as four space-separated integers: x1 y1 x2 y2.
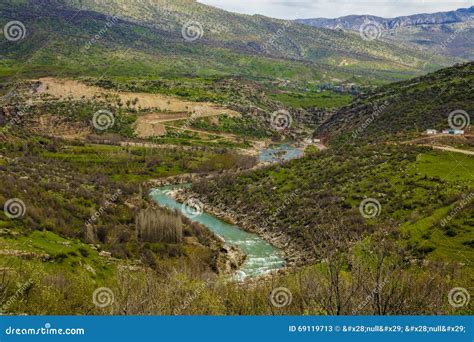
296 6 474 60
0 0 473 317
0 0 464 87
316 61 474 142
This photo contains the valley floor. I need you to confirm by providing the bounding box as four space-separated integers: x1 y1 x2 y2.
0 64 473 315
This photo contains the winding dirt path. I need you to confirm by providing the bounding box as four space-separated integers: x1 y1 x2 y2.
429 145 474 156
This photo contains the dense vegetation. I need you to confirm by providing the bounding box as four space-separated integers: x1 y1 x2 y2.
0 129 258 314
2 139 471 315
188 115 269 139
192 144 474 263
269 90 352 109
0 0 455 87
317 62 474 144
0 1 472 317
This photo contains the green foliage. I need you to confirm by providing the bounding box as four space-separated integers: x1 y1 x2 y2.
318 62 474 142
192 145 474 266
270 91 352 109
190 115 269 138
0 0 452 87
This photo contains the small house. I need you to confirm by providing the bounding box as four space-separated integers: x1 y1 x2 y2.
442 129 464 135
425 129 437 135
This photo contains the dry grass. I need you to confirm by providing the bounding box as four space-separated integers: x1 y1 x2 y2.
34 77 240 114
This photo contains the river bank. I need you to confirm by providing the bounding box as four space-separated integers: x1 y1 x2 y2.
147 143 317 276
169 187 310 269
150 186 287 279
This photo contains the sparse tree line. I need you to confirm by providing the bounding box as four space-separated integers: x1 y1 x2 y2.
136 208 183 244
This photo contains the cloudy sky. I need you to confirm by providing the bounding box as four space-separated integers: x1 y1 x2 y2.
198 0 473 19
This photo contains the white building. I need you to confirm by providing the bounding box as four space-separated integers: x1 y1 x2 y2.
442 129 464 135
425 129 438 135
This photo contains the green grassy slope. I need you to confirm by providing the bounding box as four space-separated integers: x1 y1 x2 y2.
191 145 473 267
316 62 474 143
0 0 455 85
0 130 248 314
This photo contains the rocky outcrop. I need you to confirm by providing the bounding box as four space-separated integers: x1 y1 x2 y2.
296 6 474 31
170 188 310 268
216 244 246 275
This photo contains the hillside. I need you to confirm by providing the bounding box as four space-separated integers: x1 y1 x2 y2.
296 6 474 60
0 1 472 317
297 6 474 31
181 62 474 312
185 143 473 315
316 62 474 143
0 0 456 87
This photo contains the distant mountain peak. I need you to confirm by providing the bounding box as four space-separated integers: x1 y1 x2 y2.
296 6 474 30
295 6 474 60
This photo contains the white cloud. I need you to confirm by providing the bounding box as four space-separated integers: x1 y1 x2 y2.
198 0 473 19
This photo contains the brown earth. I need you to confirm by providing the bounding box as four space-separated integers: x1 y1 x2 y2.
34 77 240 115
33 78 241 138
29 114 91 140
